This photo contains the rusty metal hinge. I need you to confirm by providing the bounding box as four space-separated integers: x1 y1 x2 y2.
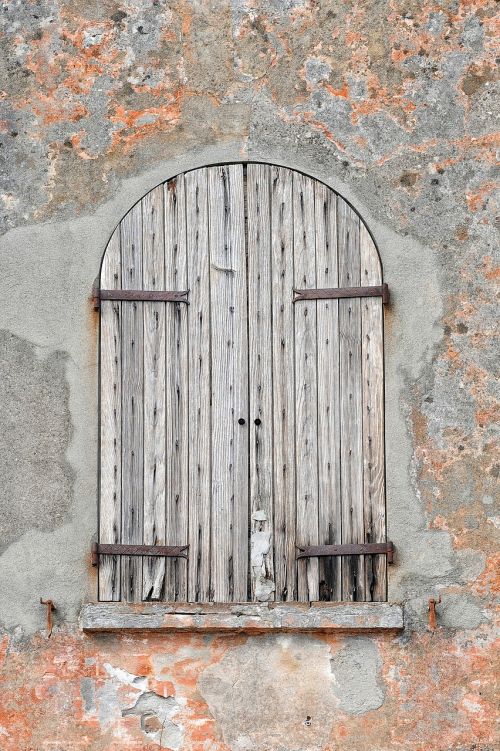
297 542 394 563
293 283 389 305
91 542 189 566
93 288 189 310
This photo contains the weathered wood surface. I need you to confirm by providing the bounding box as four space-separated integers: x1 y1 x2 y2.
315 183 342 601
293 172 319 602
338 199 365 601
142 186 166 601
164 175 189 602
360 224 386 601
185 168 212 603
247 164 275 601
82 601 404 632
271 166 296 601
99 227 122 601
98 164 387 605
208 164 248 602
120 203 144 603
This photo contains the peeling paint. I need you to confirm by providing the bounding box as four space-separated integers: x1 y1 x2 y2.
251 509 275 601
122 691 183 750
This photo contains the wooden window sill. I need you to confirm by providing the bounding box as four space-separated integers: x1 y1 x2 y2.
81 601 404 633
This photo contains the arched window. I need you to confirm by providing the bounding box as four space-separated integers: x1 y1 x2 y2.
94 163 391 604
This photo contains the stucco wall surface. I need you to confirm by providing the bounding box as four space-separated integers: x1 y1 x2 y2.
0 1 498 749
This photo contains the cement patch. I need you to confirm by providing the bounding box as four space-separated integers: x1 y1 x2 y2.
0 330 74 551
198 635 338 751
330 637 385 715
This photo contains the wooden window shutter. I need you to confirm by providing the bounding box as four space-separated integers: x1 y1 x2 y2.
96 164 391 604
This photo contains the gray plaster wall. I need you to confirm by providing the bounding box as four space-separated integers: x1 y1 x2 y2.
0 1 496 646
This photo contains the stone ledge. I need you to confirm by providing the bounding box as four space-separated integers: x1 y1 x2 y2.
81 601 404 633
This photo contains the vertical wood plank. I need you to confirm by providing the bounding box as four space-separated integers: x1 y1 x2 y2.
247 164 275 602
99 228 121 601
360 225 386 601
293 172 319 602
164 176 189 601
208 164 248 602
338 198 365 601
271 166 296 602
315 184 342 601
142 186 166 600
186 168 212 602
120 203 144 602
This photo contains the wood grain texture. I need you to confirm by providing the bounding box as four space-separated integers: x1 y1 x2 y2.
270 166 297 602
293 172 319 602
247 164 275 602
82 601 404 632
208 164 248 602
314 183 342 601
120 203 144 602
97 164 388 606
185 168 212 603
164 175 189 601
360 224 386 601
99 227 122 601
185 168 211 602
142 186 166 600
338 198 365 601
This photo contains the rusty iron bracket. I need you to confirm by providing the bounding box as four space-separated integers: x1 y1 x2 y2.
293 283 389 305
297 542 394 563
40 598 55 638
428 595 442 631
91 277 100 310
93 288 189 310
91 542 189 566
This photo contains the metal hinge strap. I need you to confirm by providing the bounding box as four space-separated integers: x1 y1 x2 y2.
93 288 189 310
297 542 394 563
293 283 389 304
91 542 189 566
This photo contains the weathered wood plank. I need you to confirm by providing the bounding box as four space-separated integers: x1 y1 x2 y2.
360 225 386 601
315 183 342 601
120 203 144 602
164 175 189 602
82 601 404 632
185 168 212 603
338 199 365 601
293 172 319 602
247 164 275 602
99 227 122 601
271 166 297 602
208 164 248 602
142 186 166 601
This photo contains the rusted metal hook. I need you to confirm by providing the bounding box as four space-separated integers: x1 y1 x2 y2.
40 598 56 638
428 595 441 631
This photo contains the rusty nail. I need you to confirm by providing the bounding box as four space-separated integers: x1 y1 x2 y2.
40 598 56 638
428 595 441 631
